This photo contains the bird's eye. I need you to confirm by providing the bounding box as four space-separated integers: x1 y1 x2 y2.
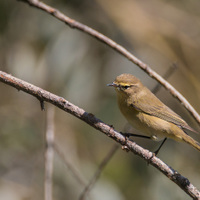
122 85 130 89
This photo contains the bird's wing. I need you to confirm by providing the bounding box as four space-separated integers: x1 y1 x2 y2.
132 92 197 133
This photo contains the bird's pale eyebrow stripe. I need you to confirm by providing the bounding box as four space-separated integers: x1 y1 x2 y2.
119 83 131 86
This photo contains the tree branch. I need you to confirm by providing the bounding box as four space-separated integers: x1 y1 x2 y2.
79 144 119 200
0 71 199 199
17 0 200 126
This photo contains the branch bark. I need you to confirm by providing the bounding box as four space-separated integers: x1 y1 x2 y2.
17 0 200 126
0 71 199 199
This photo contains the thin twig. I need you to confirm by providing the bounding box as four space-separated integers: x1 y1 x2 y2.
0 71 199 199
54 143 87 187
17 0 200 125
79 144 119 200
152 62 178 94
45 105 55 200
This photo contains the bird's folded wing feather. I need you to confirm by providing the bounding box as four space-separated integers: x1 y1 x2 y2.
132 91 197 133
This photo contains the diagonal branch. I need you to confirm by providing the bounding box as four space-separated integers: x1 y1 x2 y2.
17 0 200 125
0 71 199 199
79 144 119 200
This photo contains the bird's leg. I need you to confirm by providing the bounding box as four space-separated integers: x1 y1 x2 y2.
121 132 167 156
120 132 151 153
121 132 151 139
154 138 167 156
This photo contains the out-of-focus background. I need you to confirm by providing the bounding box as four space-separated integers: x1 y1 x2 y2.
0 0 200 199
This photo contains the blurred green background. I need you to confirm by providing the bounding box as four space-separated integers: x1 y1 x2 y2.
0 0 200 199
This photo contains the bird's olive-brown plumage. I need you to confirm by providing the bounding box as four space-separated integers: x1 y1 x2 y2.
108 73 200 152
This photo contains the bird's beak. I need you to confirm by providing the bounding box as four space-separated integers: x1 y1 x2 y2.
107 82 118 87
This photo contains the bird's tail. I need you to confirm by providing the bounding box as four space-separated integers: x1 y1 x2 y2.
182 134 200 152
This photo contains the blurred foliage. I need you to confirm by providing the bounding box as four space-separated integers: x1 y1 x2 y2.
0 0 200 199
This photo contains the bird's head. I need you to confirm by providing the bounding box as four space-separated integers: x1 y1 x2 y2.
107 74 143 97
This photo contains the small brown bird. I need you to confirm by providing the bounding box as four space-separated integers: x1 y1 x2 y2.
108 73 200 153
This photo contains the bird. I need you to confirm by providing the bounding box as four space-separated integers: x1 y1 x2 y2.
108 73 200 154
